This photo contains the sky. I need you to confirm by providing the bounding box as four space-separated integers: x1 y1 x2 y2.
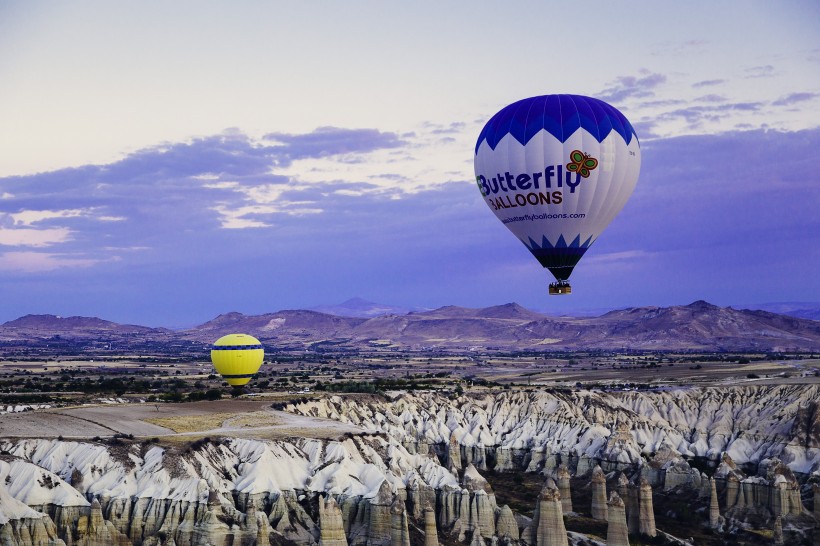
1 1 819 326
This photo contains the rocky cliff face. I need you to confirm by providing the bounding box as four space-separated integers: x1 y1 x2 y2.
286 386 820 476
3 386 820 545
605 492 629 546
0 435 461 546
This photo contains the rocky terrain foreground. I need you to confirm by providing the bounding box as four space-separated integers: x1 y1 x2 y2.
0 386 818 545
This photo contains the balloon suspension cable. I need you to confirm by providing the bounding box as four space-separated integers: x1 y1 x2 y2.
548 280 572 295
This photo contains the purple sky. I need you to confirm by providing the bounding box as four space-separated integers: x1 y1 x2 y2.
2 124 818 326
1 2 819 326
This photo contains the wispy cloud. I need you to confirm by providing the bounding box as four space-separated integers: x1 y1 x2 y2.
262 126 406 163
9 208 91 226
772 92 820 106
0 125 468 270
693 79 725 88
598 71 667 103
0 227 72 247
694 94 727 103
0 251 103 272
585 250 655 266
641 100 767 134
744 65 776 78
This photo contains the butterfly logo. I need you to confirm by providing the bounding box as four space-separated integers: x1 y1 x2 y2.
566 150 599 178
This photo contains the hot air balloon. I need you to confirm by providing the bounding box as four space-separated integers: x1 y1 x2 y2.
210 334 264 387
474 94 640 294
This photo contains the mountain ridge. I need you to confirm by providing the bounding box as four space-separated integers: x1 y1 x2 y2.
2 300 819 352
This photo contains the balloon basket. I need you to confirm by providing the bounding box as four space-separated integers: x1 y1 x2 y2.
549 281 572 295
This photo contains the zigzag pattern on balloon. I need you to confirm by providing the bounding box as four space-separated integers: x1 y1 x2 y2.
475 94 639 153
523 234 593 278
525 233 594 252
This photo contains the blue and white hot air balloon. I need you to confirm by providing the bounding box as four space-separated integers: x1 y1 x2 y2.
474 94 641 294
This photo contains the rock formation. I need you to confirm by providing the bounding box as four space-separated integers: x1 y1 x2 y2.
319 495 348 546
556 465 572 514
494 447 514 472
423 504 438 546
757 459 804 517
447 431 462 472
773 515 784 545
369 481 395 546
615 473 638 535
606 492 629 546
269 491 317 544
0 434 468 546
642 447 702 491
190 490 232 546
709 477 720 529
814 483 820 521
720 455 807 520
535 483 567 546
626 483 639 535
0 482 63 546
725 473 741 511
616 472 629 500
4 386 820 545
591 465 608 521
286 387 820 481
390 497 410 546
600 423 642 471
494 504 518 542
638 479 656 538
460 464 497 538
469 526 484 546
407 475 437 520
78 498 131 545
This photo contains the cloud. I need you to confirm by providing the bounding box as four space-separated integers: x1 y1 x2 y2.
423 121 467 135
608 70 818 138
694 94 727 103
693 79 725 88
651 39 709 57
641 100 767 134
744 65 775 78
772 92 820 106
0 227 72 247
0 251 102 272
262 126 405 161
1 124 819 322
598 71 667 103
9 208 90 226
584 250 656 267
0 127 427 261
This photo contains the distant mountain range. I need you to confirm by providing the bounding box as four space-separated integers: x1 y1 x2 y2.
309 297 422 318
733 302 820 321
313 297 820 321
2 300 819 353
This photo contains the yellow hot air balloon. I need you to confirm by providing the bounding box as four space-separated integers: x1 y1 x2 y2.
210 334 264 387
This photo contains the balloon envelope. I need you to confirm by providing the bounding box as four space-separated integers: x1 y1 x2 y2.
474 94 640 284
210 333 264 387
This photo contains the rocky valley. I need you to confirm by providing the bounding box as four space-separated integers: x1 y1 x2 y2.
0 386 818 545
